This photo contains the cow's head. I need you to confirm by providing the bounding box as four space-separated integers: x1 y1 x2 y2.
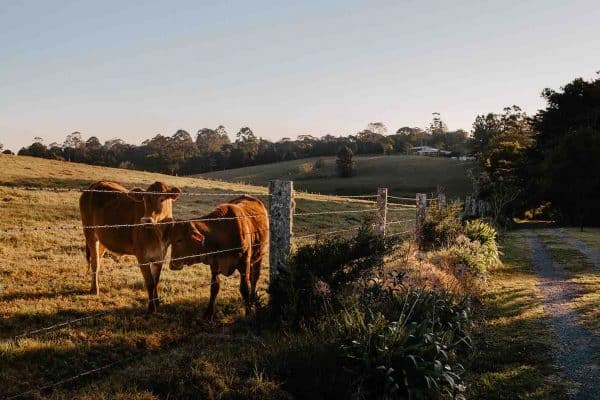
128 181 181 224
163 221 205 270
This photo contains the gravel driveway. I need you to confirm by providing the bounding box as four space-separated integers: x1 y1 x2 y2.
527 230 600 400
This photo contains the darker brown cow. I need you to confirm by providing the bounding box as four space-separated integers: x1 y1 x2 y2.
79 181 181 312
165 195 268 318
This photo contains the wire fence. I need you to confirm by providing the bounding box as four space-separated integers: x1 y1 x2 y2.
1 182 429 397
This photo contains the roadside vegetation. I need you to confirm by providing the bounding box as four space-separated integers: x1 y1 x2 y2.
466 230 570 399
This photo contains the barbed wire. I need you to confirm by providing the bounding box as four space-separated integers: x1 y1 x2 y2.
294 225 362 240
7 239 267 342
0 185 270 197
387 195 415 202
385 219 416 226
0 213 269 233
293 208 378 217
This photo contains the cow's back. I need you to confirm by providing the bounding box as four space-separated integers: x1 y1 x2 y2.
79 181 142 255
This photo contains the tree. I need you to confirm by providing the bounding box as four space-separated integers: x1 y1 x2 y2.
196 126 230 154
336 146 354 178
235 126 259 164
529 76 600 226
470 106 535 223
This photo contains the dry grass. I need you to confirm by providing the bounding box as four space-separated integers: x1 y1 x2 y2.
0 155 418 399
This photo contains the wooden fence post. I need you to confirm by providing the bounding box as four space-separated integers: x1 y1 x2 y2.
375 187 388 236
268 180 293 287
438 192 446 208
415 193 427 246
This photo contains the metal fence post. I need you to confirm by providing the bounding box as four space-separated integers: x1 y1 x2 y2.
268 180 293 287
415 193 427 246
375 187 388 236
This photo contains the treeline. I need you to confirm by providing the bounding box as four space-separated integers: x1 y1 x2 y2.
470 76 600 226
16 119 471 175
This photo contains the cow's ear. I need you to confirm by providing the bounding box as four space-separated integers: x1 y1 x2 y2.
168 187 182 201
190 226 205 245
127 188 145 203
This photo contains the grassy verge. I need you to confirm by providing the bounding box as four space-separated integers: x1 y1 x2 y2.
467 231 570 399
536 230 600 335
563 227 600 251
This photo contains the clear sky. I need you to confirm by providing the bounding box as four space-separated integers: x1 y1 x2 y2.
1 0 599 151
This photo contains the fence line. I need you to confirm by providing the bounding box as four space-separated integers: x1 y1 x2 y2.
385 219 416 226
294 225 362 240
0 213 270 233
293 208 378 217
387 195 415 202
0 185 270 197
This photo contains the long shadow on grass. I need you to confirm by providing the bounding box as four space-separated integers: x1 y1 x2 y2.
468 308 570 400
0 297 251 399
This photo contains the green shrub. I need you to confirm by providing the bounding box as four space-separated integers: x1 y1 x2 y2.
421 202 463 249
268 224 394 326
463 219 497 247
313 158 326 169
449 235 499 275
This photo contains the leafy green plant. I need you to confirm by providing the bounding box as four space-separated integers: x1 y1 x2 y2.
421 202 464 249
463 219 497 247
337 288 471 400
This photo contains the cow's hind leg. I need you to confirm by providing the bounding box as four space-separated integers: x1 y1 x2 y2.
249 259 262 306
239 252 252 316
88 239 102 295
204 270 220 320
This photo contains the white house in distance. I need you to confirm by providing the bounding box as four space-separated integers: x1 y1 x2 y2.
410 146 451 157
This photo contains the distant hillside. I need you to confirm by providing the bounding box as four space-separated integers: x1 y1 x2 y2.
196 155 473 198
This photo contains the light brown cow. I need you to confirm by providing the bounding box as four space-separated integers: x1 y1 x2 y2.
165 195 268 319
79 181 181 312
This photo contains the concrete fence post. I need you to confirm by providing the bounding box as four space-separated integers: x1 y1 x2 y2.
268 180 293 288
415 193 427 246
464 195 472 216
375 187 388 236
438 193 446 208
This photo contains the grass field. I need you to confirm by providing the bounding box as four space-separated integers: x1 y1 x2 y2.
196 154 473 198
0 154 415 399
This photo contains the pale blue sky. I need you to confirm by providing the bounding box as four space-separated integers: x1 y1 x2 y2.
1 0 598 151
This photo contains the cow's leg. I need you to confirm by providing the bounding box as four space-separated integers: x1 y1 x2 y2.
89 239 102 295
239 253 252 316
250 259 262 306
204 270 220 320
149 263 163 311
139 264 159 313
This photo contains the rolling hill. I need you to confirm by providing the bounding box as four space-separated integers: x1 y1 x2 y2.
196 154 474 198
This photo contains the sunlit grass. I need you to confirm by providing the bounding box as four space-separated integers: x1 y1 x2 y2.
467 231 571 399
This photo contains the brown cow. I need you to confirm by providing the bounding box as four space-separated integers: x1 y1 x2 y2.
165 195 268 319
79 181 181 312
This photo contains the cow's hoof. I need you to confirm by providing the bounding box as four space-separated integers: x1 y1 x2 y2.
203 310 215 320
89 287 99 296
147 300 160 314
